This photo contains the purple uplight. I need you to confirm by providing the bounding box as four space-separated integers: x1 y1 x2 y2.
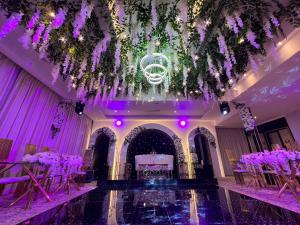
179 119 187 128
115 119 123 127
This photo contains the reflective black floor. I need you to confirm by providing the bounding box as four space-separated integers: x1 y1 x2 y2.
23 185 300 225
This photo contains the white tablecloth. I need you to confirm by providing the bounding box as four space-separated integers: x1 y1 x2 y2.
135 154 173 171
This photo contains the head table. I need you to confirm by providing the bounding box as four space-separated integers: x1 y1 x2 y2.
135 154 173 180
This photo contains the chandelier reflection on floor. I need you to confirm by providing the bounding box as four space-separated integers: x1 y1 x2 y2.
140 53 171 85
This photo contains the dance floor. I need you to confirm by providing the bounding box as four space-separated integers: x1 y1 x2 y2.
1 183 299 225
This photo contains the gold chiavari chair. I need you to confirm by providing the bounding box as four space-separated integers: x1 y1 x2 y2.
41 146 50 152
247 164 267 190
0 138 13 195
14 144 38 197
277 159 300 202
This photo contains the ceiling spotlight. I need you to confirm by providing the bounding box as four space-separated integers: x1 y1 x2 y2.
115 119 123 127
179 119 187 128
155 40 160 46
220 87 226 92
194 55 199 60
75 101 85 115
228 79 234 84
72 83 76 88
243 73 247 77
277 41 283 47
219 101 230 116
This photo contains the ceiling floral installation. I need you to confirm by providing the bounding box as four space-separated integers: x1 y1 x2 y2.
0 0 299 103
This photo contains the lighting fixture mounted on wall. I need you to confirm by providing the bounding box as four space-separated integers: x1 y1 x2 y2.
179 119 187 128
219 101 230 116
75 101 85 115
115 119 123 127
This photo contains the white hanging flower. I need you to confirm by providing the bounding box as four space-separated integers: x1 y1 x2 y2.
226 15 239 34
18 29 33 49
114 41 121 74
270 14 280 27
0 12 23 40
73 0 94 38
32 22 45 44
77 58 87 79
207 54 218 78
235 13 244 28
246 30 260 49
151 0 158 28
42 24 52 43
182 66 188 86
165 22 174 40
51 64 60 84
263 20 273 39
217 32 231 62
26 10 40 30
62 54 71 74
39 42 48 59
52 8 67 29
196 22 206 43
115 0 125 24
182 27 189 49
91 32 111 72
177 0 188 23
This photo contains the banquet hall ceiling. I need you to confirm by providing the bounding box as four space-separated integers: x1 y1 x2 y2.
0 1 299 121
215 48 300 128
0 1 299 102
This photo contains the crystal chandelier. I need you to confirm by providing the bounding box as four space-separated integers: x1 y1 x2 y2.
140 53 171 85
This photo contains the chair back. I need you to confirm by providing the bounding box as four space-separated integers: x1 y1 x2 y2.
25 144 37 155
0 138 13 161
41 146 50 152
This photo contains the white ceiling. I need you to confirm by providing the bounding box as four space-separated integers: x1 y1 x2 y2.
216 50 300 128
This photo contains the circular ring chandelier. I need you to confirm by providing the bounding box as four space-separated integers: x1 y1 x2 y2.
140 53 171 85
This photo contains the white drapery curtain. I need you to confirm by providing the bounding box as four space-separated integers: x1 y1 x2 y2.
0 53 92 160
216 128 250 176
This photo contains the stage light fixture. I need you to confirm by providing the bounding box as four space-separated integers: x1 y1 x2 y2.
219 101 230 116
115 119 123 127
75 101 85 115
179 119 187 128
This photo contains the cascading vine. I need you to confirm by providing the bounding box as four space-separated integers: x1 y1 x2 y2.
0 0 298 104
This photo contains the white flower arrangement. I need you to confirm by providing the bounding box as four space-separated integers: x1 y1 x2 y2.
22 152 83 177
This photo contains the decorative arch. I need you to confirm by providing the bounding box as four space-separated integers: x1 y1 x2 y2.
118 124 188 179
188 127 216 148
89 127 117 169
188 127 217 178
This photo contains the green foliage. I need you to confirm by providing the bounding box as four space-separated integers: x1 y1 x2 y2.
0 0 298 100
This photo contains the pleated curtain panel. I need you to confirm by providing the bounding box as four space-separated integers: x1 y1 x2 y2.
0 53 92 161
216 128 250 176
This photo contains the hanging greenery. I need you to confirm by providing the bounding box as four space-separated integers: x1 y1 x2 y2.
0 0 298 103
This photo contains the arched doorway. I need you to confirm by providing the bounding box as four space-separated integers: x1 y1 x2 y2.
119 124 188 180
93 134 110 179
126 129 178 179
89 127 116 180
189 127 216 179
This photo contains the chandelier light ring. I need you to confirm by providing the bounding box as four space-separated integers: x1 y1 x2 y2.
140 53 171 85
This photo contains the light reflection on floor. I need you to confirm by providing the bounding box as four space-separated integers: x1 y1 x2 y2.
27 186 300 225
